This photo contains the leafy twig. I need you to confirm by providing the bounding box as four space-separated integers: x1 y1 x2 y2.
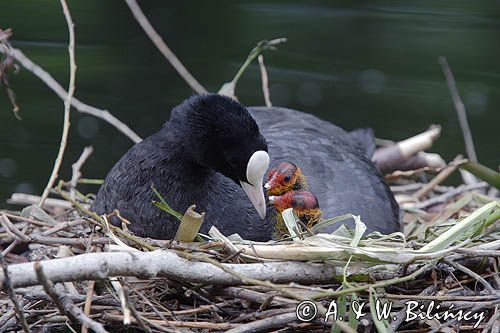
218 38 287 98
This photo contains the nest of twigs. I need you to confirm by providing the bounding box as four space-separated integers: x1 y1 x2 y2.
0 166 499 333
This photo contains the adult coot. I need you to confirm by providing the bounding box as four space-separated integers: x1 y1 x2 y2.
92 94 400 240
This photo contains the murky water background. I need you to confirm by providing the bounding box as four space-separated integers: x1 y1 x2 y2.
0 0 499 206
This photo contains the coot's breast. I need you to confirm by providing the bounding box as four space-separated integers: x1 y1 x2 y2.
249 106 400 234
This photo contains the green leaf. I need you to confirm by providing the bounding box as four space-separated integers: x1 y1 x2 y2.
151 185 183 221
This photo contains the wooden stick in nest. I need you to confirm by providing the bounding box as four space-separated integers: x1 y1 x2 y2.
0 250 340 289
34 261 109 333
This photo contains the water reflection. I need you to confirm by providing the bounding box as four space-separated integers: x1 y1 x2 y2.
0 1 498 206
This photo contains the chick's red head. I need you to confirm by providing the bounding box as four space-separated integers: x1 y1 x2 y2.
270 190 319 213
265 162 303 196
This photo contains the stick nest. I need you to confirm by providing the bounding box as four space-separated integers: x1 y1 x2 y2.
1 171 500 333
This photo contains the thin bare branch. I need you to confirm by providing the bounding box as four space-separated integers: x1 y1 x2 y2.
34 262 109 333
39 0 77 207
439 56 477 163
0 254 29 333
70 146 94 200
257 55 272 107
0 46 142 143
81 280 95 333
124 0 207 94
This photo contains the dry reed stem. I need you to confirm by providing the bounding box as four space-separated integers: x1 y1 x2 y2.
439 56 477 163
257 54 272 107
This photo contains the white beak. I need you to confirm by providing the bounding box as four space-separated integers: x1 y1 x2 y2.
241 150 270 219
240 180 267 219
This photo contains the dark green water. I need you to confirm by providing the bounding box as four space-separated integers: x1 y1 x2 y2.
0 0 499 206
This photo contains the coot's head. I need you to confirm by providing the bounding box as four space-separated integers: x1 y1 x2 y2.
269 190 321 228
169 94 269 219
265 162 307 196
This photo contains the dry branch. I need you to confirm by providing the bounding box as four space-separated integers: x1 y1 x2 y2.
0 254 29 333
0 250 340 289
8 193 73 208
39 0 77 207
413 156 466 199
0 46 142 143
70 146 93 200
225 312 297 333
124 0 207 94
34 262 109 333
373 125 442 173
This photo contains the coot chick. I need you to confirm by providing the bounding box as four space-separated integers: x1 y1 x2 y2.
266 162 308 196
92 94 274 241
270 190 321 237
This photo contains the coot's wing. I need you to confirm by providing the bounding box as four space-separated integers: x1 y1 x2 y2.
248 106 400 234
347 128 376 157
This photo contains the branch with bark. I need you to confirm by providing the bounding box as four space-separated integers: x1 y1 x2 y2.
0 249 340 290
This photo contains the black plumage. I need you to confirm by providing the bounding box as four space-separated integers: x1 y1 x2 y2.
91 94 400 240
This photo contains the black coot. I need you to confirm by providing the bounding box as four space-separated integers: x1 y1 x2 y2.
92 94 400 240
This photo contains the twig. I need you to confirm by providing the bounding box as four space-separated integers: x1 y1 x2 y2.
39 0 77 207
0 48 142 143
70 146 93 200
124 0 207 94
55 184 157 250
34 262 109 333
81 280 95 333
0 254 29 333
311 260 438 299
8 193 74 208
121 282 152 333
0 215 31 242
482 305 499 333
126 282 182 331
34 262 67 316
225 312 297 333
104 313 238 330
412 182 488 209
413 156 465 199
218 38 286 98
439 56 477 163
257 55 272 107
444 259 499 296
